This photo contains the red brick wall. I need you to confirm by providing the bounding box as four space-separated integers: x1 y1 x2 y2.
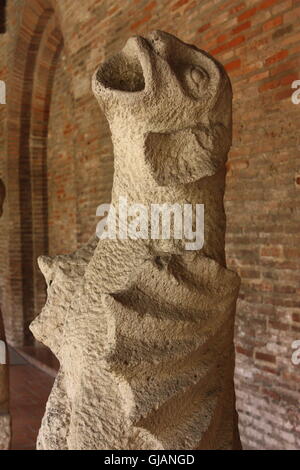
47 51 77 256
0 0 300 449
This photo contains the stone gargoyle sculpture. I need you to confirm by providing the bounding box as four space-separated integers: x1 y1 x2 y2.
31 31 241 450
0 179 10 450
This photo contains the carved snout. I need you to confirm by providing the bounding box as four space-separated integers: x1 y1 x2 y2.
92 35 155 106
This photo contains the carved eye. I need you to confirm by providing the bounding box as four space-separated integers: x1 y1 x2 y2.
190 66 208 84
183 65 209 98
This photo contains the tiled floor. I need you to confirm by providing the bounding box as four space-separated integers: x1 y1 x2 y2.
10 361 55 450
15 346 59 376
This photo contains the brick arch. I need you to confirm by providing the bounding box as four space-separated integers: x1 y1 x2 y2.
6 0 64 345
30 15 63 326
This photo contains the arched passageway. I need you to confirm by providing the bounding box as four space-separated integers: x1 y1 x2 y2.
7 0 64 345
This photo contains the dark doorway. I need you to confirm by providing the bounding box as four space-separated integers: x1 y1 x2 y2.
0 0 6 34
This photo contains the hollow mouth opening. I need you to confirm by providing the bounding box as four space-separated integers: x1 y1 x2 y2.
96 52 145 92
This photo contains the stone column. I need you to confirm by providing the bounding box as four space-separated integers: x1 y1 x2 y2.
31 31 241 450
0 179 10 450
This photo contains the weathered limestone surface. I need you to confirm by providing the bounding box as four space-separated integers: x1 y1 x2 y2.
0 179 11 450
31 31 241 450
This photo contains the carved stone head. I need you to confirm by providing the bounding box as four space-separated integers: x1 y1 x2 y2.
93 30 232 185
